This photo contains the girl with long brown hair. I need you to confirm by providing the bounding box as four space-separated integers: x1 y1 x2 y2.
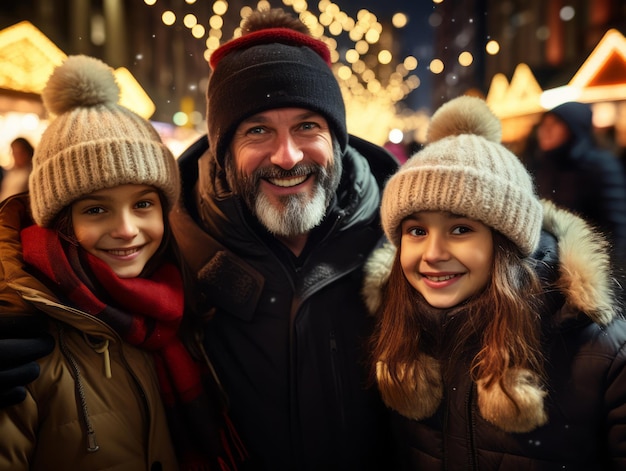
365 95 626 470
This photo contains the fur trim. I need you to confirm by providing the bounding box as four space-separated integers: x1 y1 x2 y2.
477 368 547 433
362 241 396 315
541 200 618 325
376 356 442 420
363 202 620 324
365 201 618 432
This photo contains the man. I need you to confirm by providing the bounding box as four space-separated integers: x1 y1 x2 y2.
0 7 398 470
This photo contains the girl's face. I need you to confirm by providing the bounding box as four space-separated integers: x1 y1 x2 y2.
71 184 164 278
400 211 494 309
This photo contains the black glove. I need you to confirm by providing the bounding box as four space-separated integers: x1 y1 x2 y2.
0 315 54 408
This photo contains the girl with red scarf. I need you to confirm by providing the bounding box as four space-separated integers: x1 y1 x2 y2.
0 55 244 471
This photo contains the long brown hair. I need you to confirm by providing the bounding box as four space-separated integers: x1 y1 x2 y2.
369 231 546 399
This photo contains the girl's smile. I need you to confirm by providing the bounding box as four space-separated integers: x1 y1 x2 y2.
71 184 164 278
400 211 494 308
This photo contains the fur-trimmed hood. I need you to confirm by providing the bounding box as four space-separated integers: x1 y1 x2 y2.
363 200 623 433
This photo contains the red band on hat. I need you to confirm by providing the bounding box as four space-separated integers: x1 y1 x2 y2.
209 28 332 69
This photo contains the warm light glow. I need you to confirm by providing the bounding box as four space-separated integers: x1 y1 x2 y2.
487 63 544 118
458 51 473 66
0 21 66 94
540 86 582 109
568 29 626 103
206 36 220 48
388 128 403 143
592 102 616 128
191 24 205 38
328 21 342 36
392 13 408 28
378 50 392 65
143 0 156 5
355 40 368 54
486 40 500 55
213 1 228 15
345 49 359 63
404 56 418 71
162 11 176 26
364 29 380 44
114 67 156 119
429 59 444 74
183 14 197 28
0 22 157 120
20 113 40 131
144 2 431 143
209 15 224 29
337 65 352 80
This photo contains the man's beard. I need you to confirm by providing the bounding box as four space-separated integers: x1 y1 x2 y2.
225 146 342 237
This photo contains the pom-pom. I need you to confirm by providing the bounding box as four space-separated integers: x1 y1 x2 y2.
426 95 502 144
242 8 310 35
42 55 119 116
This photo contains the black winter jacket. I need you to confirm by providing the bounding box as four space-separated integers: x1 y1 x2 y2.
362 201 626 470
170 135 399 471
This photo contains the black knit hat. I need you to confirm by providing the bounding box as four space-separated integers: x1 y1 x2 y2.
206 25 347 168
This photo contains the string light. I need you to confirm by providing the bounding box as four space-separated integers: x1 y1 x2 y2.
147 0 432 145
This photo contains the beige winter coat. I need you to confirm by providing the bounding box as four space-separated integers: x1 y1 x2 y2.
0 195 179 471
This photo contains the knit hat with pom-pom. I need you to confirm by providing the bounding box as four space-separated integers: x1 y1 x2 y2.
29 55 180 228
380 95 543 256
206 8 347 168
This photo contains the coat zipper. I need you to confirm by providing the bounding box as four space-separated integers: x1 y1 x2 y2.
58 325 100 453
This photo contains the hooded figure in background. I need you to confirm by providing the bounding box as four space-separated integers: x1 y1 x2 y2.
529 101 626 264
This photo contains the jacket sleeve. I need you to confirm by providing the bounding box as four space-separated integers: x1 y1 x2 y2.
605 323 626 468
589 150 626 262
0 389 38 469
0 195 36 313
0 195 55 408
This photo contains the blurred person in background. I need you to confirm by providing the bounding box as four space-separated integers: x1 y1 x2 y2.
0 137 34 201
528 101 626 264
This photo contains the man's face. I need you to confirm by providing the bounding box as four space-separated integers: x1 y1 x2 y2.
226 107 342 237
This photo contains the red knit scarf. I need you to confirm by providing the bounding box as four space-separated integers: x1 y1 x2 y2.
21 225 246 470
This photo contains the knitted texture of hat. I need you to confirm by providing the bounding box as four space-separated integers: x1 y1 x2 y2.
29 55 180 227
206 8 347 168
380 95 543 256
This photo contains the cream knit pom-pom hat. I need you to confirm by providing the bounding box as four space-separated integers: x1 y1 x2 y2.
380 95 542 256
29 55 179 227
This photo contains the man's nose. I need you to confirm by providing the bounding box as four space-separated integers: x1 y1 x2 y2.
270 133 304 169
